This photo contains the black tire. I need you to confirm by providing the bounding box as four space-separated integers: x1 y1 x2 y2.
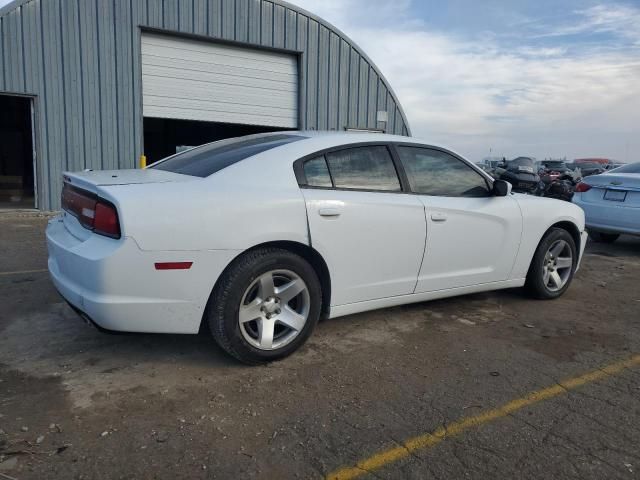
589 231 619 243
525 227 577 300
205 247 322 365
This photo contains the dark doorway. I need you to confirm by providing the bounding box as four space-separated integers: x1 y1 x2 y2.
143 117 288 165
0 95 35 209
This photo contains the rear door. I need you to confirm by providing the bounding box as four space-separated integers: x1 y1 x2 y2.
394 146 522 292
298 145 426 306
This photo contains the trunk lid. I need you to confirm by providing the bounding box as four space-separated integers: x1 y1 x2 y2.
585 173 640 190
63 169 194 193
60 169 196 241
581 173 640 207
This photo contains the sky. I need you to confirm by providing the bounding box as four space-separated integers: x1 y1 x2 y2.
1 0 638 162
289 0 640 162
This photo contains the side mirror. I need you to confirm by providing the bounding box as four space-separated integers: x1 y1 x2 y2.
492 179 511 197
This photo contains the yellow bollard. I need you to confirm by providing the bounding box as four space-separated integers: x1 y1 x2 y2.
139 154 147 169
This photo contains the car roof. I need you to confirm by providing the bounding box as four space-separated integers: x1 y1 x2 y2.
266 130 466 158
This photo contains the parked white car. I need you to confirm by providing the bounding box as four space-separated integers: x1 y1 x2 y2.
573 162 640 243
47 132 587 363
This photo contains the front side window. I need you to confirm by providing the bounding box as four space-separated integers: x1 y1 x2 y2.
325 146 401 191
397 147 490 197
151 134 306 178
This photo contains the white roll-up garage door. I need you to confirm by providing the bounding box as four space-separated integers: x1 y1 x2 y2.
141 33 298 128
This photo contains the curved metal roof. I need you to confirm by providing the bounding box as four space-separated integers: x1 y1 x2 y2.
0 0 410 135
0 0 411 210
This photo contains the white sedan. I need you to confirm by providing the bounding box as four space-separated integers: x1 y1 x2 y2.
47 132 587 364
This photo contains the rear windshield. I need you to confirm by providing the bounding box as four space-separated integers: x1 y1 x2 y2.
150 134 306 177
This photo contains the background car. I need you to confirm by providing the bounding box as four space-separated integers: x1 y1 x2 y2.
493 156 540 194
573 162 640 243
540 160 572 175
47 132 587 364
574 158 613 167
573 162 606 177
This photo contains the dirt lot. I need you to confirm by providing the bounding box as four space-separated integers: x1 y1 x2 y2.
1 213 639 480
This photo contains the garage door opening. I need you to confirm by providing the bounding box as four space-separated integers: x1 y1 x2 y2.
0 95 35 209
143 117 288 164
140 32 299 165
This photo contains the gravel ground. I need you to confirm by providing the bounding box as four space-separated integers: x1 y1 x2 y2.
1 214 639 479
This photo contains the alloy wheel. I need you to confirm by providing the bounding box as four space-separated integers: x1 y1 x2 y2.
542 239 573 292
238 269 311 350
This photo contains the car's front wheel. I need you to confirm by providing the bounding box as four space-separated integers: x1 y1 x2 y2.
525 228 577 299
206 248 322 364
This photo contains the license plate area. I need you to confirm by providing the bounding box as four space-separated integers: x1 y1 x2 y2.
604 189 627 202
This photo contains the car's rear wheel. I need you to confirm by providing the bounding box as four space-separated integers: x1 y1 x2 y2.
589 231 619 243
525 228 577 299
206 248 322 364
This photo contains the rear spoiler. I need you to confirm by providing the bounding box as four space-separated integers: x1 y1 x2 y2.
63 172 100 195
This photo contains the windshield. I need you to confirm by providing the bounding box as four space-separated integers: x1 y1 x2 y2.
578 163 603 170
609 163 640 174
542 161 566 169
507 157 535 168
150 134 306 177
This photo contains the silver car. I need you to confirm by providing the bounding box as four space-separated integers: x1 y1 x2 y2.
573 163 640 243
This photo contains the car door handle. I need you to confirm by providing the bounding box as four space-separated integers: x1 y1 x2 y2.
431 212 448 222
319 208 341 217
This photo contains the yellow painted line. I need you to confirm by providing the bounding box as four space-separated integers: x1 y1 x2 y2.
327 354 640 480
0 268 48 277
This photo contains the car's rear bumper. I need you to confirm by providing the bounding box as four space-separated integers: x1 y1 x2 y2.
46 215 240 334
573 196 640 236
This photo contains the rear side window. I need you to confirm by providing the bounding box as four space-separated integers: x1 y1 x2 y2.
303 156 333 187
150 134 305 178
397 147 490 197
325 146 400 191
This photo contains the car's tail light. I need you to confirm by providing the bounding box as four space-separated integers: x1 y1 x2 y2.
575 182 592 193
61 183 121 239
93 202 121 238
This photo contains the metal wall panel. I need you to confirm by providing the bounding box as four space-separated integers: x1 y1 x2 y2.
60 0 84 172
0 17 4 91
284 7 296 51
348 47 359 128
3 9 25 92
234 0 248 43
327 31 340 131
273 3 285 49
316 25 329 131
40 0 64 208
305 19 318 130
193 0 208 36
260 0 272 46
0 0 410 209
222 0 234 40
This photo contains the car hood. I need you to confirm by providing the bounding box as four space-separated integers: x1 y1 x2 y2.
585 173 640 190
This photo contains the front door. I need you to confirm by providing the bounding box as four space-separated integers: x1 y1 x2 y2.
394 146 522 292
299 145 426 306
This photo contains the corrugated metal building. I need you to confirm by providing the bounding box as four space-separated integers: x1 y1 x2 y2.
0 0 410 210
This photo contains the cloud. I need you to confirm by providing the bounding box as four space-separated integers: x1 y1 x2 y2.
290 0 640 161
533 4 640 45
